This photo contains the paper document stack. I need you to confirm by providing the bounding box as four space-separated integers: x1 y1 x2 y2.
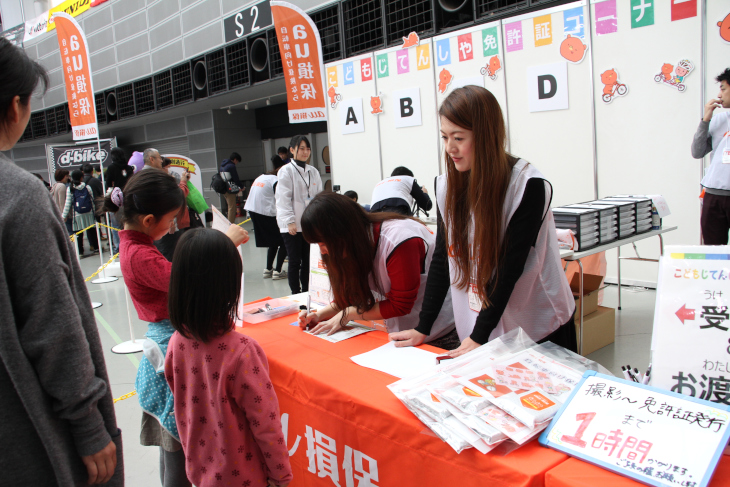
388 328 611 454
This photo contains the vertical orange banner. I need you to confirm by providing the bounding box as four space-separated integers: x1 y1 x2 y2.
271 1 327 124
53 12 98 140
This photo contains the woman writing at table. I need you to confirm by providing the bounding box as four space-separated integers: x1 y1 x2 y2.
390 86 577 356
297 192 457 348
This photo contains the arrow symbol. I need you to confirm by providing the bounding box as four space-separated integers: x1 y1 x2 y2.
676 304 696 324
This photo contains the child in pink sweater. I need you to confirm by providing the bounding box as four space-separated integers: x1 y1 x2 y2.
165 228 292 487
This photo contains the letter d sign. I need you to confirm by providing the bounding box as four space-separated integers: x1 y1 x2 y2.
527 62 569 112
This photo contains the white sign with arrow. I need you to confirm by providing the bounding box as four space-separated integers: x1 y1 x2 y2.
651 246 730 404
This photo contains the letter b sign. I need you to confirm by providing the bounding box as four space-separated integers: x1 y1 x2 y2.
393 87 422 128
527 62 569 112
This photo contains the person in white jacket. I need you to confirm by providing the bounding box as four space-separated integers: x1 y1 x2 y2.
275 135 323 293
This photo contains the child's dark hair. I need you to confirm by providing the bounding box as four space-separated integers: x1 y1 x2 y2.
0 38 48 130
96 169 183 223
168 228 242 342
277 146 290 158
716 68 730 85
344 190 358 201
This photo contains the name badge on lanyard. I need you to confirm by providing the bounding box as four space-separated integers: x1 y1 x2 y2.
468 282 483 312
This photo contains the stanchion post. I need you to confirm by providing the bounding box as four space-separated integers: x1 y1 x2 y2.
111 278 144 354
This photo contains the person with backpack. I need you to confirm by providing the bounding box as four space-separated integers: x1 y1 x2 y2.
219 152 244 223
62 169 98 256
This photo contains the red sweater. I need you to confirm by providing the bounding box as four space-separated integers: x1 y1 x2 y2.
119 230 172 322
372 222 426 319
165 330 293 487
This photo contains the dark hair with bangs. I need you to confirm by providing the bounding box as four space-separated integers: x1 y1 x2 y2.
95 168 184 224
168 228 242 342
0 37 49 130
301 192 418 324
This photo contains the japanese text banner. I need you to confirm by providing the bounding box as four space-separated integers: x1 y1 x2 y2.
651 245 730 403
271 1 327 124
53 12 98 141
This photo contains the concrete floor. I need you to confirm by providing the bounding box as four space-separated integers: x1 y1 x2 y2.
78 220 654 486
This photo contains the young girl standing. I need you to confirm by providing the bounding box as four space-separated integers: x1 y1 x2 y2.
165 228 293 487
97 170 248 487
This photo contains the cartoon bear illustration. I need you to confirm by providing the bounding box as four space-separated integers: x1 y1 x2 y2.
327 86 341 108
401 32 419 49
601 69 617 96
560 35 588 63
718 12 730 43
661 64 673 81
480 55 502 80
438 68 453 94
370 96 383 114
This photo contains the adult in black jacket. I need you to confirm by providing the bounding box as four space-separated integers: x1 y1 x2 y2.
103 147 134 253
82 163 104 198
220 152 243 223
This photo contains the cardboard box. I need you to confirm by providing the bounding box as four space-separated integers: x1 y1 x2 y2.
575 305 616 356
570 273 604 318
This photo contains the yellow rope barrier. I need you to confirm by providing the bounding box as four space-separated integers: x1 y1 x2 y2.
98 223 122 232
113 390 136 404
85 252 120 282
69 223 97 242
237 218 251 226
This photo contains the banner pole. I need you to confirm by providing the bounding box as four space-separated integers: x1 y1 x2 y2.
91 137 117 284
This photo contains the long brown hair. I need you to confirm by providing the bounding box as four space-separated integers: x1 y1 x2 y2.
301 192 418 320
439 85 511 306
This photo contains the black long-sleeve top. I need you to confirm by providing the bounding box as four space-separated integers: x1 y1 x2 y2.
416 177 548 344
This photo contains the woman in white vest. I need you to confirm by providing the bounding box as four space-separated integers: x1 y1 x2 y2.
297 192 457 347
390 85 577 356
275 135 323 294
244 155 288 280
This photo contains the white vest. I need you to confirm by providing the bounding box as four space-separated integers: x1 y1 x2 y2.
244 174 277 217
371 176 415 208
436 159 574 343
371 219 455 341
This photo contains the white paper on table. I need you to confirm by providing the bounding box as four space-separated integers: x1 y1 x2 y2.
211 205 244 264
350 341 438 379
306 323 375 343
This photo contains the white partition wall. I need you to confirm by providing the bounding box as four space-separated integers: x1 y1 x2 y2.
591 0 703 284
325 0 726 285
373 39 441 189
325 54 383 203
502 1 596 208
433 21 509 174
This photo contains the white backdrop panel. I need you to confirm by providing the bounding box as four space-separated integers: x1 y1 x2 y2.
325 54 383 204
591 0 703 284
502 1 596 208
374 39 441 190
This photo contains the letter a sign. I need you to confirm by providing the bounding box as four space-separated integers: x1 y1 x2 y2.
527 62 569 112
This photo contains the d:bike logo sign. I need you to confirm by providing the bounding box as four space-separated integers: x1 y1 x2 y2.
50 140 113 172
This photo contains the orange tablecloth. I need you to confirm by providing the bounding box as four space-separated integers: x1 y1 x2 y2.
545 456 730 487
237 312 568 487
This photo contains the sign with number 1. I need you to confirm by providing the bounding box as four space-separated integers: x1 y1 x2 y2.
541 371 730 487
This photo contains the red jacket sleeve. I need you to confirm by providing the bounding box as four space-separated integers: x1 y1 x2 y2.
379 237 426 319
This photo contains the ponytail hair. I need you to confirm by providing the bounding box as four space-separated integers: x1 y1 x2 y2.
96 169 184 223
